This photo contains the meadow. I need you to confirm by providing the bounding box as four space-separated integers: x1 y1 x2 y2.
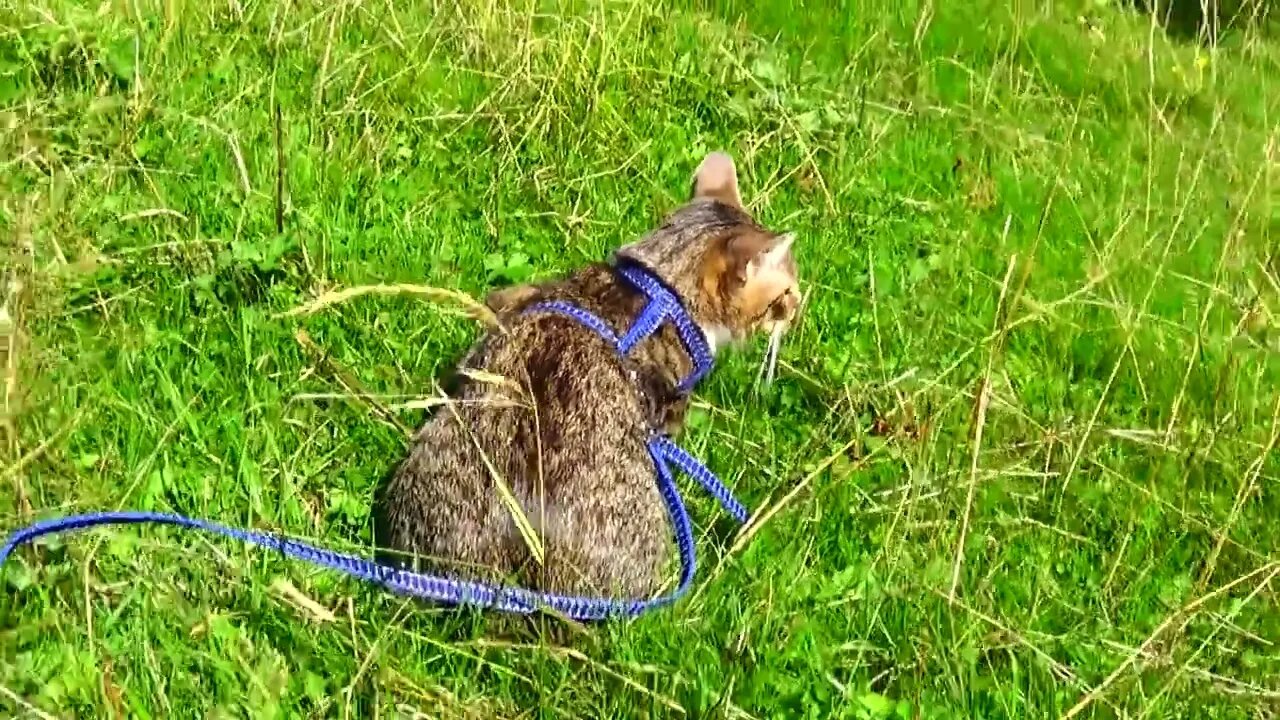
2 0 1279 717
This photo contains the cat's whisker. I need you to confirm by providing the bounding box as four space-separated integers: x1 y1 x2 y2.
754 330 771 387
767 323 784 385
757 321 786 388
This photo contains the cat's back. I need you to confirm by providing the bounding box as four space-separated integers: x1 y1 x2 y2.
456 262 648 412
377 263 672 593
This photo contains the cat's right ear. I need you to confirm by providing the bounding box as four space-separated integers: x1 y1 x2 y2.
690 151 742 208
485 284 540 315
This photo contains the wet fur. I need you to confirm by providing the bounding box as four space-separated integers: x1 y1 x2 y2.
374 154 799 598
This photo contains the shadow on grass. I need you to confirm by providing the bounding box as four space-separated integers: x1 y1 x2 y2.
1127 0 1276 42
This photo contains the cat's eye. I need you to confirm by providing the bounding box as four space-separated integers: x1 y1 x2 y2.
767 289 799 320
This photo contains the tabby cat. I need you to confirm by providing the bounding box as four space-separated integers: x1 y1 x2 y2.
375 152 800 598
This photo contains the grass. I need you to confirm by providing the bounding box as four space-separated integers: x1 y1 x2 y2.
2 0 1279 716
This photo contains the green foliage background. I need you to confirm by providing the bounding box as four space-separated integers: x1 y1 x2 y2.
1 0 1278 717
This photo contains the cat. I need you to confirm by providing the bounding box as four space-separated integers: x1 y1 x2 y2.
374 152 800 599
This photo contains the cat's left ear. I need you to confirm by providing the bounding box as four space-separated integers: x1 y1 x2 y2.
690 151 742 208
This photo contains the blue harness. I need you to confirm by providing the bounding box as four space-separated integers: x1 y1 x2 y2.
0 263 748 621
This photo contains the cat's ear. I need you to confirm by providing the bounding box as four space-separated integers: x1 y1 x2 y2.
747 232 795 277
485 284 540 315
690 151 742 208
724 231 795 282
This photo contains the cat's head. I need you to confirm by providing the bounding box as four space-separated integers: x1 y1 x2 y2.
615 152 801 352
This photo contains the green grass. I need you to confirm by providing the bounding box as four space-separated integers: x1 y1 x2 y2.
2 0 1279 716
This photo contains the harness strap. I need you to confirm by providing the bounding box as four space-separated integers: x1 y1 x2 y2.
521 264 714 392
615 262 715 392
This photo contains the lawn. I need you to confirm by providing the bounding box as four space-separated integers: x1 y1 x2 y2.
2 0 1279 717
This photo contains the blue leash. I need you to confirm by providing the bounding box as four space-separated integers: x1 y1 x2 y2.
0 262 746 621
